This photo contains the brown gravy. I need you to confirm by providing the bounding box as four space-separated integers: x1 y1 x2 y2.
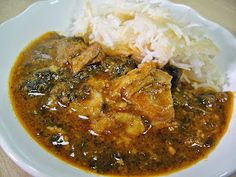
9 32 234 176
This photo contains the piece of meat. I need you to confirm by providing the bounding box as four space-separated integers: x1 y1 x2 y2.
56 37 87 67
109 62 174 126
108 62 156 100
69 89 103 118
90 112 145 146
71 42 105 74
114 112 145 137
87 76 109 93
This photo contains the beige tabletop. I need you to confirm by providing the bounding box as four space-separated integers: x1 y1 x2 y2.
0 0 236 177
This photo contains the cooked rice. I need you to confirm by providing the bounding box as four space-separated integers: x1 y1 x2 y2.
68 0 224 91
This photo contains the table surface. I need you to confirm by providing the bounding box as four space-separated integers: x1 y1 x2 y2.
0 0 236 177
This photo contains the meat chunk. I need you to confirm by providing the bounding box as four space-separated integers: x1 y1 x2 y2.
71 42 105 74
56 38 105 74
69 89 103 118
56 37 87 67
114 113 145 137
109 62 174 126
91 112 145 137
109 62 155 98
87 76 109 93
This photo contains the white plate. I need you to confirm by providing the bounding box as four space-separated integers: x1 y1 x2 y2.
0 0 236 177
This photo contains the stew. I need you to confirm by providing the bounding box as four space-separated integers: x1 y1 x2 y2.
9 32 233 176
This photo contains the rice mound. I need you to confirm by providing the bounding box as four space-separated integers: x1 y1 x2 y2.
68 0 224 91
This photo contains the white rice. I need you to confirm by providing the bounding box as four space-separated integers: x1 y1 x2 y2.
68 0 225 91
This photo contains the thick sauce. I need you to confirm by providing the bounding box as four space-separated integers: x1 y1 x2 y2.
9 32 234 176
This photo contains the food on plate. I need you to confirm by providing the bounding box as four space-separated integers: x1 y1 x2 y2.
10 32 233 176
9 0 234 176
70 0 223 91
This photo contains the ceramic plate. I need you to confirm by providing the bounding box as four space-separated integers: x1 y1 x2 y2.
0 0 236 177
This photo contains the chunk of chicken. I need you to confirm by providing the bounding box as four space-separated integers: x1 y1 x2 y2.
91 112 145 137
115 113 145 136
69 89 103 118
71 42 105 74
109 62 174 126
87 76 109 93
109 62 156 98
90 116 113 134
